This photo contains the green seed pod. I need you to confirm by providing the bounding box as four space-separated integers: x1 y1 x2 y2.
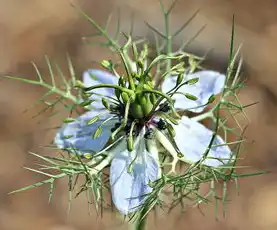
130 103 144 119
177 152 184 158
150 93 157 104
186 77 199 85
101 98 110 110
143 94 154 116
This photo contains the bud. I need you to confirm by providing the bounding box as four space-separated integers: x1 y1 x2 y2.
186 78 199 85
118 77 126 87
176 73 184 86
132 72 140 81
101 60 111 70
208 95 216 103
137 59 144 70
74 80 85 88
127 163 133 174
101 98 110 110
184 93 198 101
83 153 93 159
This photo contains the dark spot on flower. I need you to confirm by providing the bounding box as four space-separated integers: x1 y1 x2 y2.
157 119 167 130
159 102 171 112
144 128 154 139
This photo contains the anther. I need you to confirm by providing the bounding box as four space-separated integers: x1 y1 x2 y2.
111 122 121 132
159 102 171 112
157 119 167 130
144 128 155 139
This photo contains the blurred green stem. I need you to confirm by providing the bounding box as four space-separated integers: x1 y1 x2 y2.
131 210 148 230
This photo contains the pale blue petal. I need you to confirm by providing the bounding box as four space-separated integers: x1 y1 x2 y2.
83 69 118 109
162 71 226 113
174 116 232 167
110 134 159 214
55 111 117 154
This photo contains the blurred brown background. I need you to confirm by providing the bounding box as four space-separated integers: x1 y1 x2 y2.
1 0 277 229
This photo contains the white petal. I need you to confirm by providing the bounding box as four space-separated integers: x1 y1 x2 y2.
162 71 226 113
55 111 117 154
83 69 118 109
110 131 159 214
174 116 232 167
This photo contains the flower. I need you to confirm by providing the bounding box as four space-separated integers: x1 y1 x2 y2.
55 68 232 214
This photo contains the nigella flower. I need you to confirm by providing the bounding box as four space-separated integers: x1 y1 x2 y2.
55 68 232 214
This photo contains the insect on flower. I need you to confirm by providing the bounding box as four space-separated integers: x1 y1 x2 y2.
55 59 233 214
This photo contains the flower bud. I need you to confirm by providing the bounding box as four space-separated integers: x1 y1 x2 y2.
101 60 111 70
101 98 110 110
184 93 198 101
137 60 144 70
176 73 184 86
74 80 85 88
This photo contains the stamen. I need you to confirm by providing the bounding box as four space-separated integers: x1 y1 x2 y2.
159 102 171 112
144 128 155 139
157 119 167 130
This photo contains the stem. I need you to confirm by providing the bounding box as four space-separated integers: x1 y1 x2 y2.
119 52 136 90
131 208 148 230
165 13 172 74
84 84 133 95
191 111 213 122
2 75 77 103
